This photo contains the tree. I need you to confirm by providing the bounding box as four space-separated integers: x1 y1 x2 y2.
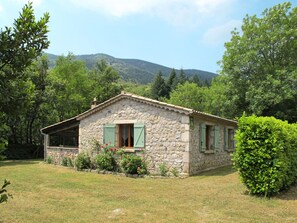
167 81 207 111
0 2 49 73
48 54 91 121
220 2 297 122
151 71 169 100
166 68 178 92
89 60 121 103
178 68 187 85
190 74 202 87
0 2 49 157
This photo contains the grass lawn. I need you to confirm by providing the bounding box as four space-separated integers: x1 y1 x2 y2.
0 160 296 223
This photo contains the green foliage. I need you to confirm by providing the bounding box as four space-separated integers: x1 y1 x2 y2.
0 179 13 204
89 60 122 103
167 81 207 111
158 163 169 176
170 167 179 177
74 152 91 170
0 2 50 72
233 115 297 197
48 54 91 120
120 154 148 175
61 157 68 166
66 157 74 167
151 71 169 100
220 2 297 122
0 136 7 161
45 156 53 164
96 152 117 171
0 3 50 153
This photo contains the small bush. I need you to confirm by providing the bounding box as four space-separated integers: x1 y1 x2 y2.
0 179 13 204
159 163 169 176
74 152 91 170
233 115 297 197
96 152 117 171
61 157 68 166
170 167 179 177
67 157 74 167
45 156 53 164
121 154 147 175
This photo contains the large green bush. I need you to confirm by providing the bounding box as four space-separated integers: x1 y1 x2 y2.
120 154 148 175
233 115 297 196
96 152 117 171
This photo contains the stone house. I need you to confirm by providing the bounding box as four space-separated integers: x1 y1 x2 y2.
41 92 237 175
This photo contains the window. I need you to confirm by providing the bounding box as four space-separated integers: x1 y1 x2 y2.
200 123 219 152
49 126 78 147
103 123 145 148
119 124 134 147
224 128 235 151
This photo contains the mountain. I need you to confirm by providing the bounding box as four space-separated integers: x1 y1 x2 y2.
45 53 218 84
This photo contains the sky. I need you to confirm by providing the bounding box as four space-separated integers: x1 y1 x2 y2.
0 0 296 73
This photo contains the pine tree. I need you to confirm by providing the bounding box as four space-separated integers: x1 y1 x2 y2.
151 71 169 100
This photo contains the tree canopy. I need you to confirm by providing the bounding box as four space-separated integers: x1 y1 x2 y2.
220 2 297 122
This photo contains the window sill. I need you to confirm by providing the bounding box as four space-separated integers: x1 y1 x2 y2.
122 148 144 153
204 150 215 154
123 148 135 153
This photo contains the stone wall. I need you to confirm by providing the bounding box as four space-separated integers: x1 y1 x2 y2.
46 147 78 165
79 98 189 174
189 116 235 175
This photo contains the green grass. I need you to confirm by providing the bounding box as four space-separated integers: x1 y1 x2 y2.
1 160 297 223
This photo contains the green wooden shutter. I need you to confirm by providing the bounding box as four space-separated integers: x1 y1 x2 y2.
134 124 145 148
103 124 116 147
214 125 219 152
200 123 206 152
224 127 229 151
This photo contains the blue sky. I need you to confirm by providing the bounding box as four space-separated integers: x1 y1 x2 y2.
0 0 296 73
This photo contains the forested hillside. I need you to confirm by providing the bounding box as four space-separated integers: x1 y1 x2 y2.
45 53 217 84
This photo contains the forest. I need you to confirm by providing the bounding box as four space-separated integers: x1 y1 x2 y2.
0 2 296 159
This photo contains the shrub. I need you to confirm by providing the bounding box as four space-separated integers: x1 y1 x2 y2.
61 157 68 166
74 152 91 170
158 163 169 176
45 156 53 164
0 179 13 204
67 157 74 167
233 115 297 197
121 154 148 175
96 152 117 171
170 167 179 177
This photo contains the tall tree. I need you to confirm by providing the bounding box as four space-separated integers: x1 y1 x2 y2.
166 68 178 92
151 71 169 100
0 2 49 157
220 2 297 122
89 60 121 103
48 54 91 121
167 81 207 111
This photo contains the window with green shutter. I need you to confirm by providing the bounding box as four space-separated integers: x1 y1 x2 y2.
103 124 116 147
214 125 219 151
134 124 145 148
224 127 229 151
200 123 206 152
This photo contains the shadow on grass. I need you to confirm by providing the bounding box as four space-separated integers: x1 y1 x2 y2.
0 159 42 167
195 165 236 177
275 183 297 201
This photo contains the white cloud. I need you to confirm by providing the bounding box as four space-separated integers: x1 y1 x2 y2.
67 0 235 27
0 4 3 12
203 20 242 45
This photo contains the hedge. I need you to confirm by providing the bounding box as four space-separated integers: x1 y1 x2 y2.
233 115 297 197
